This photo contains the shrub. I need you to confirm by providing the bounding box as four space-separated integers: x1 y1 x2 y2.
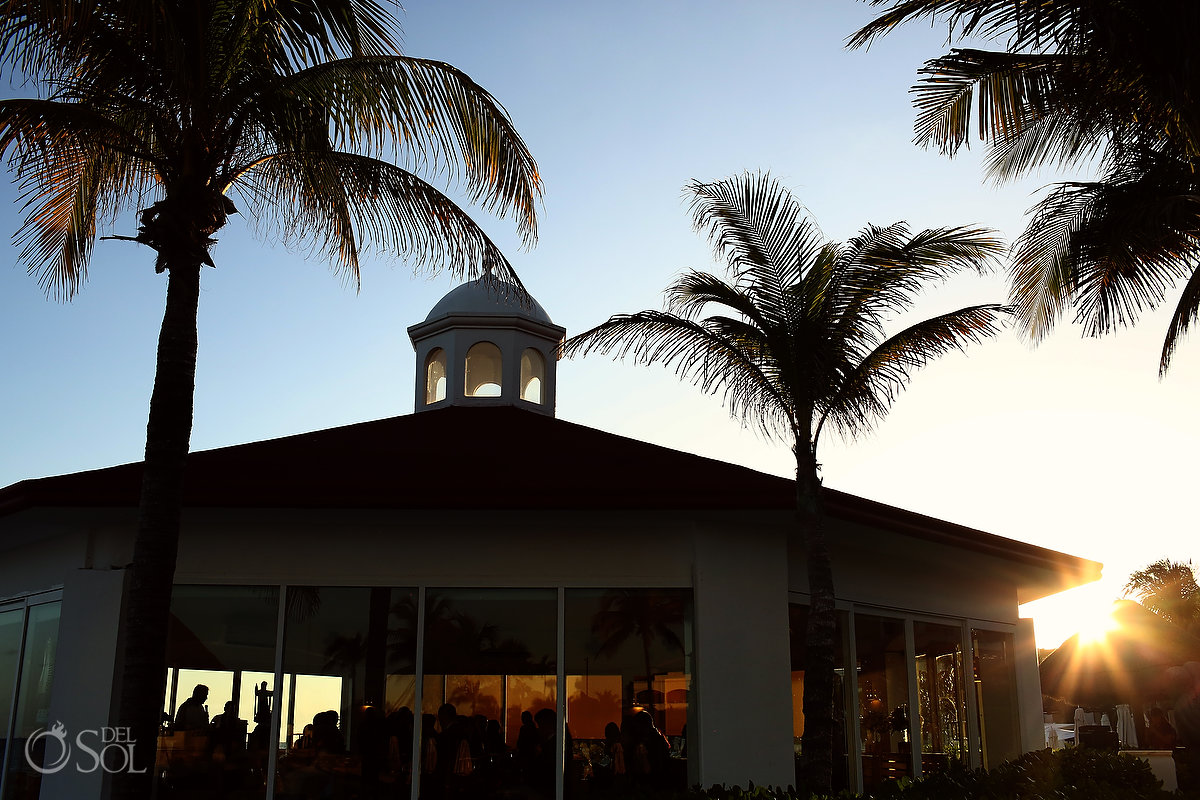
673 747 1174 800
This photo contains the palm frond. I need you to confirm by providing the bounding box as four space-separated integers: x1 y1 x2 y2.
1008 182 1096 341
561 307 793 438
838 224 1002 329
0 98 157 297
686 172 822 296
849 0 1077 52
1011 165 1200 344
236 151 521 288
665 269 774 330
816 304 1009 445
981 102 1107 182
913 49 1064 157
1160 256 1200 375
255 55 541 245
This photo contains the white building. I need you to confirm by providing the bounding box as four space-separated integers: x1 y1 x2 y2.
0 278 1100 800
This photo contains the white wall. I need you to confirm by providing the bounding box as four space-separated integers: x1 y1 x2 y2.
691 524 795 788
41 568 127 800
1014 617 1044 753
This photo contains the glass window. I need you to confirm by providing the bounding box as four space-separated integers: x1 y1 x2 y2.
520 349 545 404
565 589 691 799
278 587 418 800
913 621 967 775
421 588 557 800
0 608 23 785
789 604 850 793
158 586 281 799
465 342 503 397
855 614 910 790
425 349 447 405
3 601 60 800
972 630 1020 768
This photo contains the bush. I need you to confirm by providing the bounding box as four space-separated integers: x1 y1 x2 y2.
672 748 1175 800
868 748 1171 800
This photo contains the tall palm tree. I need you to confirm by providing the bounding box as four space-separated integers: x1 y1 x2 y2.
562 172 1007 792
849 0 1200 374
0 0 540 792
1125 559 1200 634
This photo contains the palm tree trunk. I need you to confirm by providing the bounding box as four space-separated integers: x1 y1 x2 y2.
112 260 201 799
797 443 836 795
642 632 655 716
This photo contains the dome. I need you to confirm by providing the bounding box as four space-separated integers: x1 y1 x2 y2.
425 277 554 325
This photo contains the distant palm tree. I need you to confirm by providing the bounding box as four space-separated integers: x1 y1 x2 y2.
563 172 1007 792
1125 559 1200 633
0 1 540 792
850 0 1200 374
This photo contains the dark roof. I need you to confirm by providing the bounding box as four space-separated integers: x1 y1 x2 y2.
0 406 1099 581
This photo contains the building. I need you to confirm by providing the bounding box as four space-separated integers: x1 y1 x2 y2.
0 278 1100 800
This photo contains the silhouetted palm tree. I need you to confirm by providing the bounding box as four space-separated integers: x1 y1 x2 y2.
851 0 1200 373
1125 559 1200 634
563 172 1007 792
0 2 539 792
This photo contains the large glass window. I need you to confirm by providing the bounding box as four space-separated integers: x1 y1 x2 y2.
789 604 850 793
913 622 967 775
421 588 557 800
2 601 60 800
277 587 417 800
465 343 503 397
972 630 1020 769
565 589 691 798
158 586 280 800
519 349 545 404
855 615 910 790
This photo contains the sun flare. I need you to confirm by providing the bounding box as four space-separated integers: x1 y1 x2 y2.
1077 604 1120 645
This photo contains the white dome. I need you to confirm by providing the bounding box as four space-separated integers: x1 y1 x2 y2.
425 277 554 324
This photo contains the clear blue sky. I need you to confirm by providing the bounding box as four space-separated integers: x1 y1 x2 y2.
2 1 1197 647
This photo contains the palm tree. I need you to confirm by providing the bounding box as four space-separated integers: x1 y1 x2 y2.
849 1 1200 374
0 1 540 791
562 172 1007 792
1125 559 1200 634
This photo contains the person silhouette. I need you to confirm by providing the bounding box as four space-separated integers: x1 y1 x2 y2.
175 684 210 731
210 700 246 755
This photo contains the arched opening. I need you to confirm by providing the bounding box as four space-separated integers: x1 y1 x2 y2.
520 348 545 404
465 342 503 397
424 348 447 405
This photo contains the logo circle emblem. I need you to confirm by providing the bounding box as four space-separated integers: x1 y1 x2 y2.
26 722 71 774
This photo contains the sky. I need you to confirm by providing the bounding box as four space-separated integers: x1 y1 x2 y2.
2 1 1197 649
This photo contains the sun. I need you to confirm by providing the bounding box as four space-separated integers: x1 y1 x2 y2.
1076 603 1120 645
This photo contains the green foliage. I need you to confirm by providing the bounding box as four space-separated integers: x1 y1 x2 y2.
635 748 1177 800
867 748 1170 800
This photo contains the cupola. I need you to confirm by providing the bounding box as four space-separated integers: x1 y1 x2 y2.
408 277 565 416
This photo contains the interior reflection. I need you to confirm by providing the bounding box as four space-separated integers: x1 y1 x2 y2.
913 621 966 775
856 615 911 790
788 604 850 794
565 589 691 798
